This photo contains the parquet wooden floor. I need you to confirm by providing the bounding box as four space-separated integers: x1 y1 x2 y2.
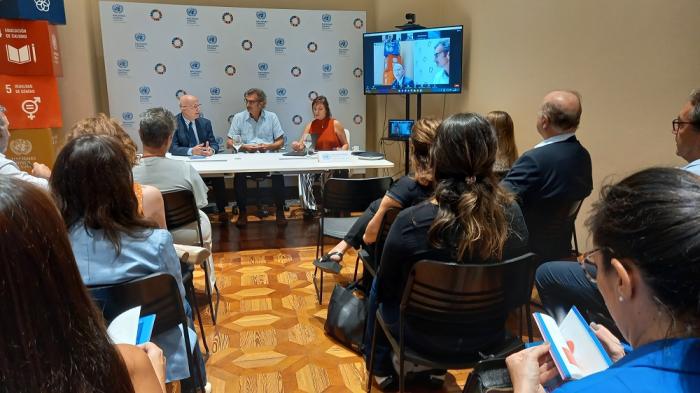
192 246 471 393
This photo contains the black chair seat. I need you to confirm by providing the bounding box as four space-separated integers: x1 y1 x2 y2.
322 217 358 239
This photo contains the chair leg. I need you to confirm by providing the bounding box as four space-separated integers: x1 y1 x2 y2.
187 281 210 356
353 254 360 282
526 301 533 343
202 267 217 325
319 270 324 305
366 316 379 393
399 344 405 393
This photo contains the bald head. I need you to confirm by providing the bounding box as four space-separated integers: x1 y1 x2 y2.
179 94 201 121
538 90 582 136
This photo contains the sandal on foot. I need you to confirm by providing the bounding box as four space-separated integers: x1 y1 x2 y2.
313 251 343 274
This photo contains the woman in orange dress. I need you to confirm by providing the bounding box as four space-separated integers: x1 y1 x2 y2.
292 96 349 212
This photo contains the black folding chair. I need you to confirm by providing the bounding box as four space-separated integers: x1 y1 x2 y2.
367 253 538 392
314 176 393 304
162 190 219 327
353 207 401 282
524 199 584 262
88 273 205 390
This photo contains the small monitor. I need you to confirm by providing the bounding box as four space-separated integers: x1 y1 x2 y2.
387 119 414 140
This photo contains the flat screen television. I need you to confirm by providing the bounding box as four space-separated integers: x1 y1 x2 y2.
363 25 463 95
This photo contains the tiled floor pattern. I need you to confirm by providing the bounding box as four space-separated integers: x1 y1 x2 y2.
192 246 470 393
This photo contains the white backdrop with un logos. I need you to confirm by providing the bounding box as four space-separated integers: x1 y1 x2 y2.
99 1 366 151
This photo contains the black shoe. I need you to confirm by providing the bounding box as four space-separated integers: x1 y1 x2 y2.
374 374 398 391
312 251 343 274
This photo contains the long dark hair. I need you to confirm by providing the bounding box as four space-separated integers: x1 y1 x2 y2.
428 113 514 261
51 134 155 254
0 177 134 392
587 167 700 332
410 118 440 186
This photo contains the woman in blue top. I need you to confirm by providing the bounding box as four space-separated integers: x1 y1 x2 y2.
507 167 700 392
50 135 208 392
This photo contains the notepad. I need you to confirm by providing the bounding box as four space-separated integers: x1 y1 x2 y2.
533 307 612 381
107 306 156 345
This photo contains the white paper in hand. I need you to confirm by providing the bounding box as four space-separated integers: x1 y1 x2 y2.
107 306 141 344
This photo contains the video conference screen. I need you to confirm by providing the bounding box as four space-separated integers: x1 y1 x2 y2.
363 25 463 95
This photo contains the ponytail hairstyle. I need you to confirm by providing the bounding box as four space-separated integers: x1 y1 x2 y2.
410 117 441 187
428 113 514 262
587 167 700 333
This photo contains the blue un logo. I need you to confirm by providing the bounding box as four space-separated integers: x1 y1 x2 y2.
339 88 349 97
339 40 349 48
134 33 146 42
322 14 332 23
258 63 269 72
190 61 201 70
122 112 133 121
256 10 267 20
117 59 128 69
139 86 151 95
276 88 287 97
207 35 218 45
322 64 332 73
210 87 221 96
275 38 285 47
112 4 124 14
186 7 197 17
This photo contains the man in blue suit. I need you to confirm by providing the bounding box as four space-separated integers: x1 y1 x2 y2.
170 94 229 221
390 62 414 89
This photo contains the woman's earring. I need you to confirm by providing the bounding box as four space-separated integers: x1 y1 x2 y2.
618 295 624 302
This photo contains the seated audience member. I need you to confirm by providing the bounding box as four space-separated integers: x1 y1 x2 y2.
50 135 208 391
501 90 592 261
226 88 287 227
0 106 48 188
169 94 228 221
507 167 700 393
365 113 529 389
291 95 349 212
536 88 700 327
673 88 700 174
313 118 440 274
133 108 212 250
0 176 166 393
486 110 519 176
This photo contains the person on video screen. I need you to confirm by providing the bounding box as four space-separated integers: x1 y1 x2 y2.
433 39 450 84
391 62 414 89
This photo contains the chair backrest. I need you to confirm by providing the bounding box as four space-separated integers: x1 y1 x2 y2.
322 177 393 213
344 128 350 147
162 189 203 246
401 253 537 324
524 199 583 261
373 207 402 265
88 273 188 337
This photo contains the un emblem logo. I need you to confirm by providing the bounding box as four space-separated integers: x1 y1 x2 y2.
275 38 285 47
139 86 151 95
134 33 146 42
276 88 287 97
9 139 32 155
339 40 349 49
322 14 332 23
34 0 50 12
322 64 332 73
186 7 197 17
207 35 218 45
258 63 269 72
112 4 124 13
339 88 349 97
210 87 221 96
190 61 201 70
117 59 128 69
122 112 134 121
256 10 267 20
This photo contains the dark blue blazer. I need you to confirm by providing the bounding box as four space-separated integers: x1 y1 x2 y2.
391 76 414 89
169 113 219 156
501 135 592 259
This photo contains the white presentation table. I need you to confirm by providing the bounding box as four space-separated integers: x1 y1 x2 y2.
167 152 394 176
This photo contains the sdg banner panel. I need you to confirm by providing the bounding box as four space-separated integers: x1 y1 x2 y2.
0 0 66 25
0 74 62 129
0 19 62 76
99 2 366 150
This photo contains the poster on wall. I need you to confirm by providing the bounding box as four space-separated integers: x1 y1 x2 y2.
98 2 366 150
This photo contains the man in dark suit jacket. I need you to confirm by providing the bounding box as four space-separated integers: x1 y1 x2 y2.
501 90 592 260
390 62 414 89
169 94 229 221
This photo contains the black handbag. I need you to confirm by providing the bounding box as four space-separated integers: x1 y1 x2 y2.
324 281 367 353
463 357 513 393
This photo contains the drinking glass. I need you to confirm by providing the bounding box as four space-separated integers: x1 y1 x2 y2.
304 134 313 153
232 135 243 159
